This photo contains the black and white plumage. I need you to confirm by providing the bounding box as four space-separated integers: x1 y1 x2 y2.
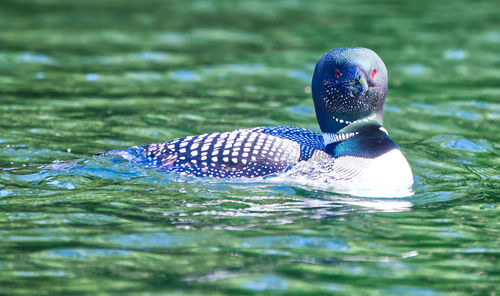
117 126 325 178
98 47 414 190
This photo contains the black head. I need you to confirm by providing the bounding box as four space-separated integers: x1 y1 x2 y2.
311 47 388 133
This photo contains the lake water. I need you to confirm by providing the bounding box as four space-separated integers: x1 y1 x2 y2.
0 0 499 295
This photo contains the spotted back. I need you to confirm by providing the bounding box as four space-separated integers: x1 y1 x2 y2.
125 128 304 178
255 126 325 160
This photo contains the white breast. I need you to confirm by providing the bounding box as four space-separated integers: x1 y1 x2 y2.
279 148 414 197
332 148 413 189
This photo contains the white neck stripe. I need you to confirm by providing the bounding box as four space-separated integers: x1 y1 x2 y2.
323 126 389 146
323 132 359 145
332 113 377 125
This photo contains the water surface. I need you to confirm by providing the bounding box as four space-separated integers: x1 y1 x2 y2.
0 0 499 295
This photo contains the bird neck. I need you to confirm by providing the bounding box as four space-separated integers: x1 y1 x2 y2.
322 113 383 146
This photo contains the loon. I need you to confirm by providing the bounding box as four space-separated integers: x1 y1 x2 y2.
100 47 413 189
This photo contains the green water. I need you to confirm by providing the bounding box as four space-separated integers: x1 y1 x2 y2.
1 0 499 295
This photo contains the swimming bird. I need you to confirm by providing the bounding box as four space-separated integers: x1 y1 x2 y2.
100 47 413 190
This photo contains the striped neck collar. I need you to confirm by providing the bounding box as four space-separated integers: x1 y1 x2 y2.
322 127 388 145
322 113 387 145
323 131 359 145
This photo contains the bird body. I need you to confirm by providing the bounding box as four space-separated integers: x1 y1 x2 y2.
100 47 414 192
115 126 324 178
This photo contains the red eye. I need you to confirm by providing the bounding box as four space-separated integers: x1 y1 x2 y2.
335 69 341 77
371 69 376 79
